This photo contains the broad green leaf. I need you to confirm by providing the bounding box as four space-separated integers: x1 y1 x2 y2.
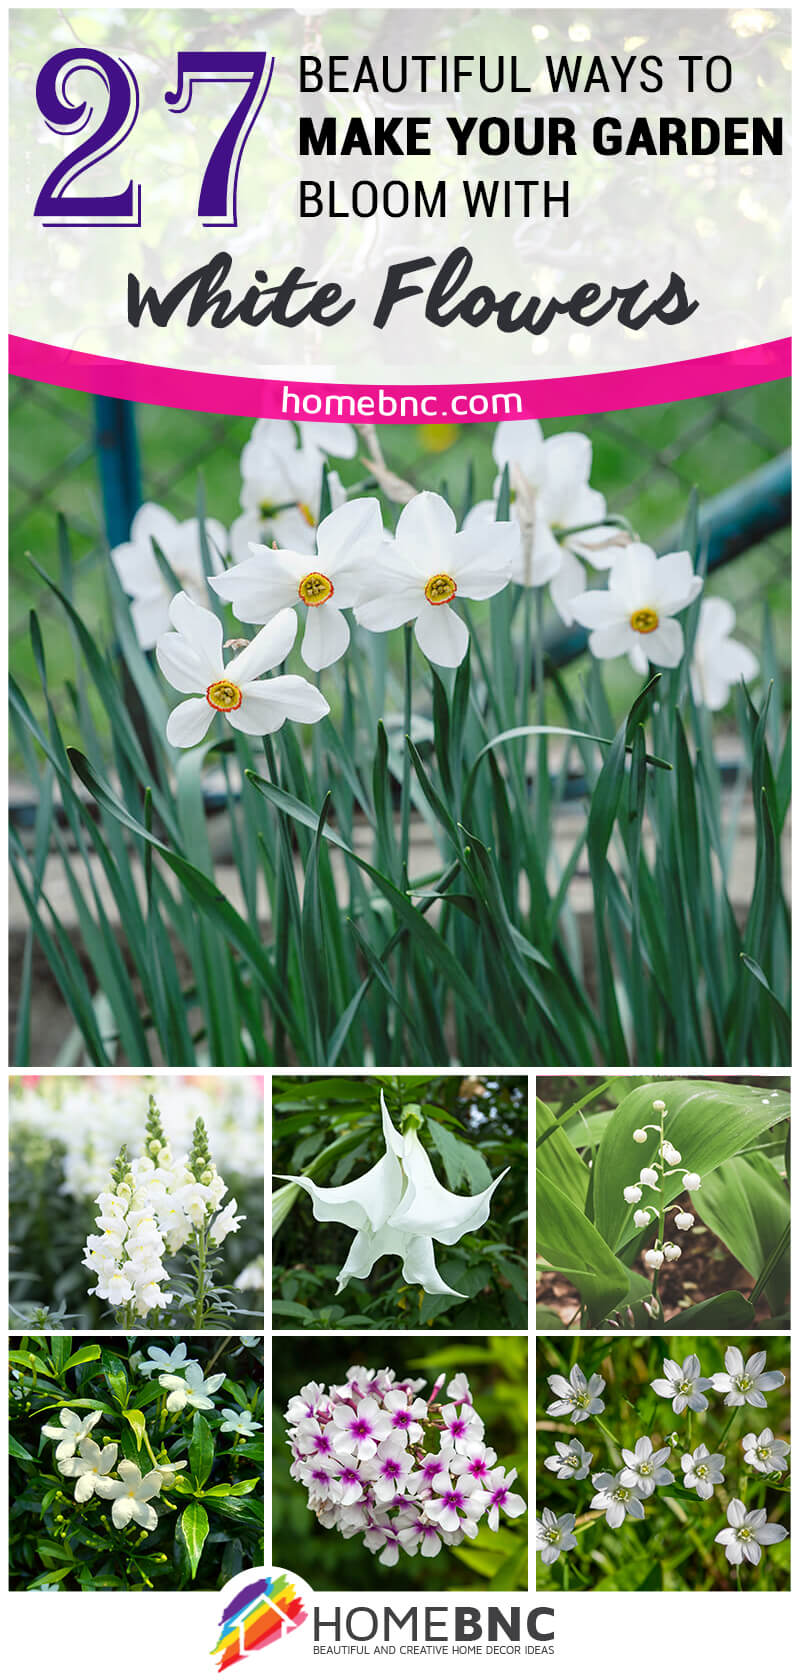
123 1409 146 1451
189 1412 214 1488
425 1116 492 1192
9 1434 35 1462
62 1346 101 1373
536 1099 589 1212
101 1349 129 1408
592 1081 789 1253
180 1503 210 1579
692 1155 790 1313
204 1479 260 1497
537 1173 630 1325
50 1338 71 1374
664 1291 755 1329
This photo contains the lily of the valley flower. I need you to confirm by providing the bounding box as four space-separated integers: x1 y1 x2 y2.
60 1438 118 1503
97 1460 162 1531
211 499 385 671
715 1498 788 1566
690 597 759 710
711 1347 785 1409
355 491 515 667
651 1353 712 1414
569 543 702 670
590 1471 645 1528
619 1436 674 1497
159 1359 226 1413
535 1507 577 1564
111 504 227 649
546 1363 605 1425
41 1407 103 1463
156 593 329 747
681 1444 726 1499
278 1092 508 1297
543 1439 594 1481
231 418 355 559
742 1429 790 1475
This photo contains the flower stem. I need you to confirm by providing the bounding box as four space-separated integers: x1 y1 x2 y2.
192 1221 209 1330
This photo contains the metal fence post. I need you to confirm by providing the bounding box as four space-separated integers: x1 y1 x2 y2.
93 397 142 546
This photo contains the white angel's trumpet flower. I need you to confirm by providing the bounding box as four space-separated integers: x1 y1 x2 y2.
277 1094 509 1298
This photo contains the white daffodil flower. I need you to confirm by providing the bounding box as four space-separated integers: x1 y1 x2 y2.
278 1092 508 1298
355 491 515 667
96 1460 163 1531
41 1408 103 1463
681 1444 726 1499
715 1498 788 1566
535 1507 577 1564
590 1471 645 1528
59 1438 119 1503
159 1360 226 1413
546 1364 605 1424
619 1436 674 1497
543 1440 594 1481
651 1353 712 1414
569 543 703 670
742 1429 790 1476
690 597 759 711
211 498 385 670
138 1343 189 1378
711 1347 785 1409
111 504 228 649
155 593 329 748
220 1408 262 1437
231 418 355 559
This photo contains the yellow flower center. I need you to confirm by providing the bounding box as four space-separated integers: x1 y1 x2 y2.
630 607 659 634
298 502 316 527
206 678 243 713
424 572 457 606
298 571 334 606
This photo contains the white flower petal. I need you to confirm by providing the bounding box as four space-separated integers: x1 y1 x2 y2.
301 603 351 670
225 608 298 681
413 601 469 667
165 697 212 749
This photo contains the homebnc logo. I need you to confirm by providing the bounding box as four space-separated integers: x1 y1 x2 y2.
211 1567 310 1669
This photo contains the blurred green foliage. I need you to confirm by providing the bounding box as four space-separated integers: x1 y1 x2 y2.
272 1074 527 1329
272 1333 527 1591
536 1335 790 1592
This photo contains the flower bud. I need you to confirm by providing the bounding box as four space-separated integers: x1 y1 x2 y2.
157 1147 172 1167
639 1167 659 1188
632 1128 648 1143
200 1171 213 1186
633 1210 650 1229
662 1142 681 1165
652 1100 667 1113
682 1172 701 1192
644 1248 664 1270
674 1211 695 1231
662 1242 681 1261
623 1184 643 1204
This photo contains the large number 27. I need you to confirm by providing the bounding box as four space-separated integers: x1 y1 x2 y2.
34 48 273 227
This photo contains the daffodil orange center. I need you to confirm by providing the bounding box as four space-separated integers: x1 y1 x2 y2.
298 571 334 606
206 678 243 712
424 572 457 605
630 607 659 633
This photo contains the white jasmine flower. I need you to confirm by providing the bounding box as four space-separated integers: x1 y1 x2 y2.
674 1211 695 1231
535 1506 577 1564
279 1091 508 1298
355 491 515 667
711 1347 785 1409
590 1471 645 1528
662 1143 682 1165
623 1184 643 1204
111 504 227 648
632 1128 648 1143
619 1437 674 1497
159 1360 226 1413
662 1242 682 1261
96 1460 162 1531
59 1438 119 1503
543 1440 594 1481
690 597 759 711
644 1247 664 1270
651 1354 712 1414
546 1363 605 1424
149 1456 188 1490
715 1498 788 1566
682 1172 702 1192
639 1167 659 1188
633 1210 651 1229
219 1408 262 1438
211 498 385 671
681 1444 726 1499
570 543 703 669
138 1343 189 1377
41 1408 103 1463
742 1429 790 1475
156 594 329 748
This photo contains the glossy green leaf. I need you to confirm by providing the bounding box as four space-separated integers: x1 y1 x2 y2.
180 1503 210 1579
537 1173 630 1325
693 1154 790 1313
189 1412 214 1488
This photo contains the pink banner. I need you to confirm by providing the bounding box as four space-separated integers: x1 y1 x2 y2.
9 334 790 423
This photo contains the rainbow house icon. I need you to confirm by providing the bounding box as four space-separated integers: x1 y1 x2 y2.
211 1574 307 1670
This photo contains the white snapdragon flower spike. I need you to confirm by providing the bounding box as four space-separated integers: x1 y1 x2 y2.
138 1342 189 1377
211 499 385 671
546 1363 605 1424
231 417 355 559
681 1444 726 1499
111 503 228 649
690 597 759 710
742 1429 790 1476
96 1461 162 1531
715 1499 788 1567
156 594 329 748
590 1471 645 1528
278 1092 508 1298
651 1353 712 1414
355 491 515 667
535 1507 577 1564
619 1436 674 1497
569 543 702 670
711 1347 784 1409
543 1439 594 1481
59 1438 119 1503
219 1408 262 1438
41 1408 103 1463
159 1360 226 1413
